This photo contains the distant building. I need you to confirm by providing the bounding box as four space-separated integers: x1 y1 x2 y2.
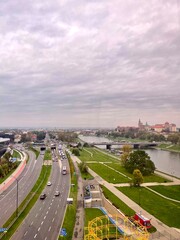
138 120 177 133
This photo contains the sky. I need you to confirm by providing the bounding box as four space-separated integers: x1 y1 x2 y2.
0 0 180 128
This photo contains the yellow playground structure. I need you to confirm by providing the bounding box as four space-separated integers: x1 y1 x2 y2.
84 214 149 240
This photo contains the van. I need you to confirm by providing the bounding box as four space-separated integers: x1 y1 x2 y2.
134 213 151 228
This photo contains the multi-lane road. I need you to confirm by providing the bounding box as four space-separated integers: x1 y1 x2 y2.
11 150 70 240
0 150 43 227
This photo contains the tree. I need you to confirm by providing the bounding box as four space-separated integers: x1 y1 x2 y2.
167 134 180 145
122 145 132 153
0 165 4 178
121 145 132 166
83 142 90 148
72 148 80 156
124 150 155 176
121 152 129 166
79 162 88 173
77 142 82 148
132 169 143 186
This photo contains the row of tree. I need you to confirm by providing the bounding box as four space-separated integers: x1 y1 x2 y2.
108 131 180 144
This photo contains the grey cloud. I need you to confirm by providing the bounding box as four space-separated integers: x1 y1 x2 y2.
0 0 180 127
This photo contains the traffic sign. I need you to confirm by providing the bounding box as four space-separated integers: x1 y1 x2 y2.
0 228 8 233
60 228 67 236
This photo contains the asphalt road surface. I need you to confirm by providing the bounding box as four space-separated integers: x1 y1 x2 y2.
11 155 70 240
0 150 43 227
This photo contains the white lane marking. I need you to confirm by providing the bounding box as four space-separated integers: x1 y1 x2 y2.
48 206 50 210
24 231 28 236
43 202 45 205
48 226 51 232
46 211 48 215
31 221 33 226
58 204 59 208
38 227 41 232
55 210 57 215
39 207 42 211
41 221 44 225
35 213 38 218
45 237 47 240
50 203 52 206
44 215 46 220
34 234 37 238
52 218 55 222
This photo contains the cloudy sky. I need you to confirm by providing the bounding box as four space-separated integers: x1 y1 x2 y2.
0 0 180 128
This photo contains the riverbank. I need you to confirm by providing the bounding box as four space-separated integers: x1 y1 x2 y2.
156 144 180 153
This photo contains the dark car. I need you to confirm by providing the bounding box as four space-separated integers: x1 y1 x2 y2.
40 193 46 200
54 191 60 196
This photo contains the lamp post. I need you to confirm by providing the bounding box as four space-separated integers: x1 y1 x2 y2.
138 188 141 206
11 176 19 217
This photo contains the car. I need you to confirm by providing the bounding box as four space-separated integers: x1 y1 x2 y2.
40 193 46 200
47 182 52 186
54 191 60 196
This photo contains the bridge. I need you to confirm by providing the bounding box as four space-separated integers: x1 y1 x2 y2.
90 141 159 150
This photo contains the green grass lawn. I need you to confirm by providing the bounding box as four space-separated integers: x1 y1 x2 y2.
12 150 21 159
117 186 180 228
79 148 119 163
106 163 169 183
88 163 129 183
158 144 180 152
81 171 94 180
29 146 40 159
43 149 52 160
84 208 104 226
149 185 180 201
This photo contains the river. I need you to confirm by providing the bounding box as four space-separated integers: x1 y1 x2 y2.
79 135 180 178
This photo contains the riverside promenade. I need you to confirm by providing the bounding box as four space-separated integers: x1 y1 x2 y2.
0 151 27 194
71 155 180 240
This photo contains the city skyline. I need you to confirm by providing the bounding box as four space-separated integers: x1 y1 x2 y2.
1 0 180 128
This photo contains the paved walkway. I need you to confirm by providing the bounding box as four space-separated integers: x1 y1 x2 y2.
71 155 180 240
71 156 84 240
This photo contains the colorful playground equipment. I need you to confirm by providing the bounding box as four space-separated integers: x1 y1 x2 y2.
84 208 149 240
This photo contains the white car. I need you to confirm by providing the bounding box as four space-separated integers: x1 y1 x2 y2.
54 191 60 196
47 182 52 186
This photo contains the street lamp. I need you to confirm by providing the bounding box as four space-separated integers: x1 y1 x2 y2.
138 188 141 206
11 176 19 217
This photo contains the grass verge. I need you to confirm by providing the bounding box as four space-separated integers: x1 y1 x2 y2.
59 153 78 240
44 149 52 160
101 185 135 217
149 185 180 201
12 150 21 159
29 146 40 159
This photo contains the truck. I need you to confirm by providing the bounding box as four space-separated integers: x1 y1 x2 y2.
133 212 152 228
